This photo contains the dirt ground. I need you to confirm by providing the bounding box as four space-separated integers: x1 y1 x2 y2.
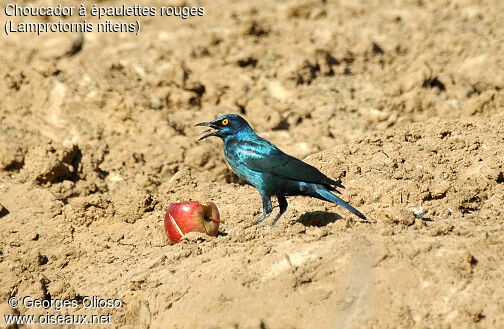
1 0 504 328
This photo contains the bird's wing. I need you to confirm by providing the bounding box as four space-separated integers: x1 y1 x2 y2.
236 139 343 187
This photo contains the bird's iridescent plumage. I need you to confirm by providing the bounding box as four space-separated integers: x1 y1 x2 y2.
196 114 366 225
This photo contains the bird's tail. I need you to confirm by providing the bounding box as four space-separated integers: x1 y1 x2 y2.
312 184 366 219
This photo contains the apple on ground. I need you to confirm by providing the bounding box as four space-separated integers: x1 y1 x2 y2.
164 201 223 244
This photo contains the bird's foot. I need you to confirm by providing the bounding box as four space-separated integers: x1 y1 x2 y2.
253 213 270 225
270 196 288 226
270 214 282 226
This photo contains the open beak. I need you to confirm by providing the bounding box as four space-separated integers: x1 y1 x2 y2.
195 121 220 141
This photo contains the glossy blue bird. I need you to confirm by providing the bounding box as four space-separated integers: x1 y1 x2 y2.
196 114 366 225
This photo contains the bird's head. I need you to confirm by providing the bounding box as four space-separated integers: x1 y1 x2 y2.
195 114 253 141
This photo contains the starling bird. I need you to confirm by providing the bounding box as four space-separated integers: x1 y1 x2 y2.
196 114 366 225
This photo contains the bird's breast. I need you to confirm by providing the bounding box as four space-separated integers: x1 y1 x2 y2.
223 140 262 186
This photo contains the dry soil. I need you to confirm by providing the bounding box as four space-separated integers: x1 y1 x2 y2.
1 0 503 328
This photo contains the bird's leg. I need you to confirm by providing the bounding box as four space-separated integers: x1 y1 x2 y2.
253 195 273 225
270 196 288 226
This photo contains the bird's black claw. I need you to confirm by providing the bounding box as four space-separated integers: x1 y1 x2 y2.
253 217 265 225
253 214 270 225
270 214 282 226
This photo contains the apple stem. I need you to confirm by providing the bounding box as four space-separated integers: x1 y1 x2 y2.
169 213 184 238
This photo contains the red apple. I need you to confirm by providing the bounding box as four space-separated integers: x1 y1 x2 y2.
164 201 223 244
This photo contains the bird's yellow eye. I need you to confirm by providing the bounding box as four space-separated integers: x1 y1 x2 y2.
222 118 229 126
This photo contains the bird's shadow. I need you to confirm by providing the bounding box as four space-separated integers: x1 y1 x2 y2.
0 206 9 218
297 211 343 227
297 211 371 227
